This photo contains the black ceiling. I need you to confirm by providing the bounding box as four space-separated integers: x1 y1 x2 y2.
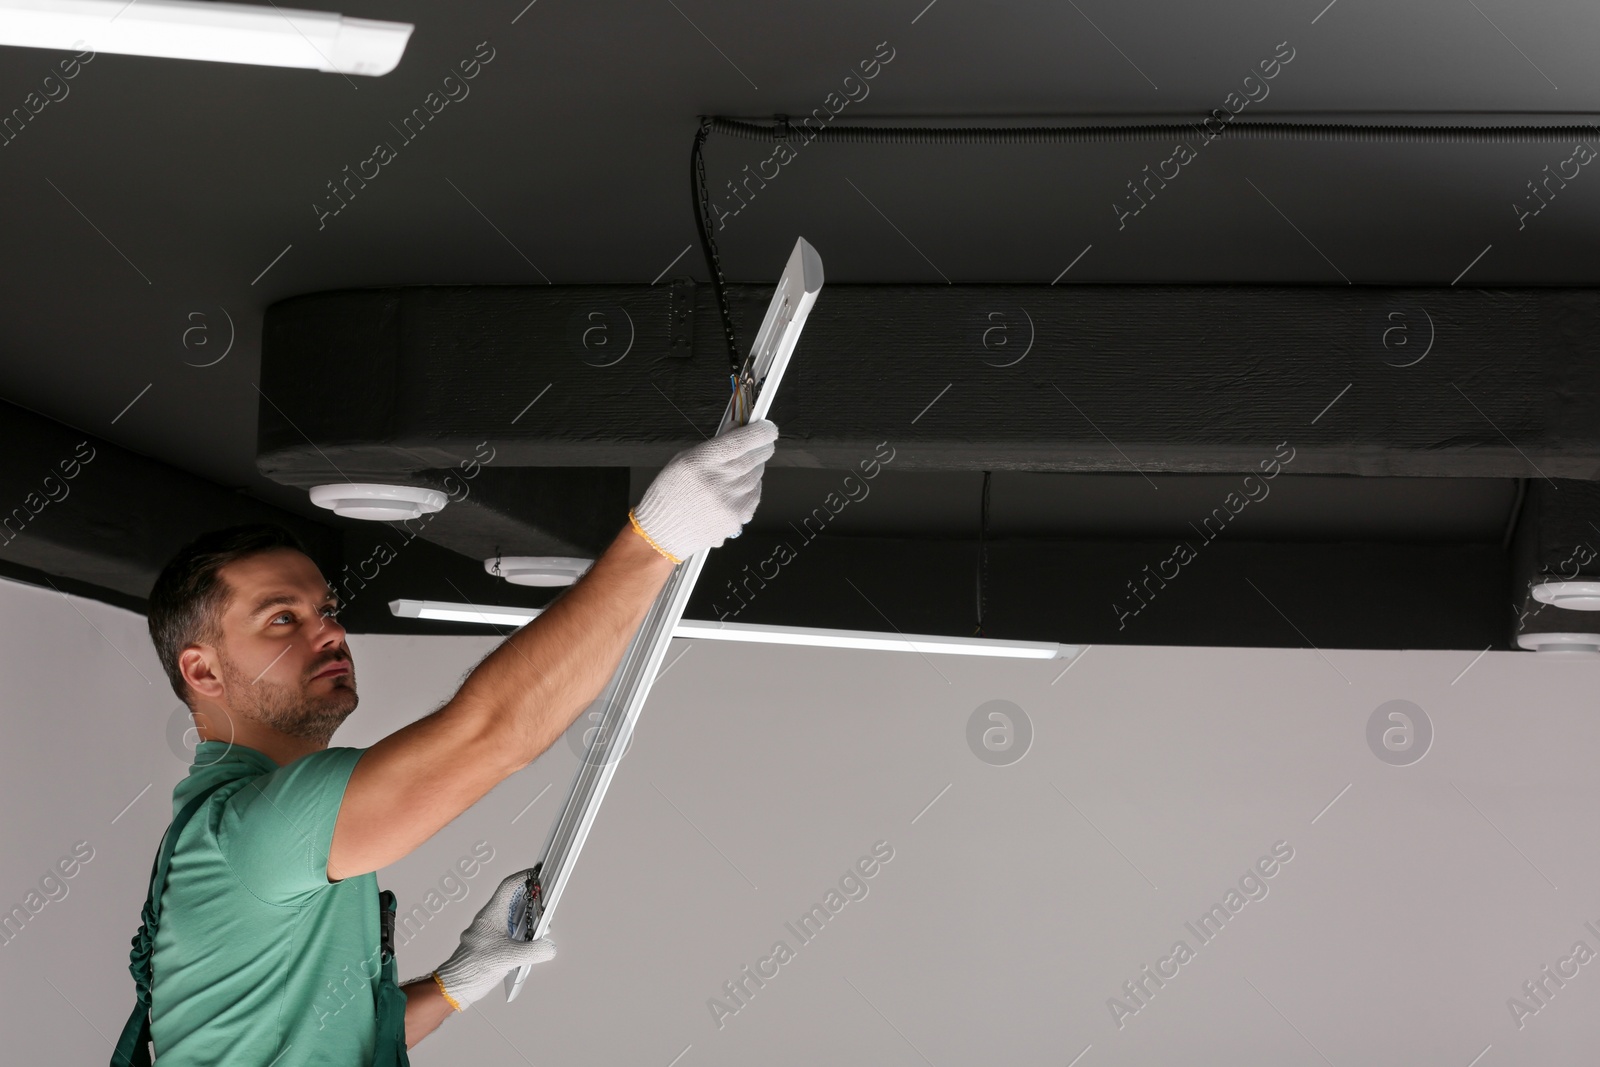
3 0 1599 650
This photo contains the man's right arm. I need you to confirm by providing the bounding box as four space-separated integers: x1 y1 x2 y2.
326 418 777 882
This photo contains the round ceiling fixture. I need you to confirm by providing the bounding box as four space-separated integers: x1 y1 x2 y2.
308 483 448 521
1530 579 1600 611
485 556 595 587
1516 632 1600 654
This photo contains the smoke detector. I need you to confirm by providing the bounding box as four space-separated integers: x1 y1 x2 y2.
308 483 448 521
486 556 594 587
1531 580 1600 611
1516 632 1600 654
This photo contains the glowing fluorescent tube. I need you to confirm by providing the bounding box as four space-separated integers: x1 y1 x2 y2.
389 599 1069 659
388 600 537 628
0 0 413 76
675 619 1064 658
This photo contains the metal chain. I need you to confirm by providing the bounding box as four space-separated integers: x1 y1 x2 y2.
692 119 743 379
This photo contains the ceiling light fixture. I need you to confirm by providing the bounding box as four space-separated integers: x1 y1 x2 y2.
674 619 1066 659
1531 580 1600 611
485 556 594 588
308 483 446 521
1516 632 1600 654
389 600 532 627
0 0 413 76
388 598 1072 660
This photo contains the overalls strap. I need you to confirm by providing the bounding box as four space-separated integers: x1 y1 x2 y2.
370 889 412 1066
110 779 231 1067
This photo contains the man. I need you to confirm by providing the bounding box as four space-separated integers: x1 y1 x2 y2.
120 420 778 1065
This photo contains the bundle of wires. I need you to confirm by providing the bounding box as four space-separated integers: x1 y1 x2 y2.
729 371 756 426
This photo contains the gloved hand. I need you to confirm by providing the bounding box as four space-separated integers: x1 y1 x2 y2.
425 869 555 1012
629 419 778 563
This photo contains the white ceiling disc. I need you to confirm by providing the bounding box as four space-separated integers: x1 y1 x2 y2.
308 483 448 521
485 556 595 587
1531 580 1600 611
1516 631 1600 653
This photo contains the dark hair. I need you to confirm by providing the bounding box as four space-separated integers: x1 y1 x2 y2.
147 523 310 706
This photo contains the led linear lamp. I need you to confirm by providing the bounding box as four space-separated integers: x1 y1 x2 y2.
0 0 413 76
388 598 1071 660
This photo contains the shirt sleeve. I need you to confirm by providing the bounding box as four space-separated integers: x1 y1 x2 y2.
215 747 368 905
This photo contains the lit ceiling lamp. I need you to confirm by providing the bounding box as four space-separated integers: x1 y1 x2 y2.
390 600 538 627
388 598 1072 660
0 0 413 77
309 483 446 521
486 556 595 588
675 619 1066 659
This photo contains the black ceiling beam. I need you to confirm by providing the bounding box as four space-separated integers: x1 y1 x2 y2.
0 381 1568 651
686 532 1508 652
250 281 1599 651
260 283 1600 481
0 396 340 603
0 395 586 635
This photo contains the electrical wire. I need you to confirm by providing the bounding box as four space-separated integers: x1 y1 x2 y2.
692 114 1598 423
706 116 1600 145
692 113 1598 362
690 118 744 383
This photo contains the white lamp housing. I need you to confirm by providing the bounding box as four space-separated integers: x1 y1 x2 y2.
1531 580 1600 611
486 556 595 588
309 483 447 521
0 0 413 76
1516 632 1600 654
388 598 1072 660
673 619 1066 659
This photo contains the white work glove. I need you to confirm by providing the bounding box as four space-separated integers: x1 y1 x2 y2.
424 869 555 1012
629 419 778 563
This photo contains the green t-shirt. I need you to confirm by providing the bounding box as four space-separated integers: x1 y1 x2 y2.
149 741 382 1065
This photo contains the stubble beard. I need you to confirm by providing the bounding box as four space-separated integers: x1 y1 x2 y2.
221 649 358 747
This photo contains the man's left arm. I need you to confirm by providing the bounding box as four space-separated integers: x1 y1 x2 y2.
403 977 454 1049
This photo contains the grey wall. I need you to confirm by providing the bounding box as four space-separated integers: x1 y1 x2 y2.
3 573 1599 1065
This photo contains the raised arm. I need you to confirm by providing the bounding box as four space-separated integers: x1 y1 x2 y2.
327 420 778 881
